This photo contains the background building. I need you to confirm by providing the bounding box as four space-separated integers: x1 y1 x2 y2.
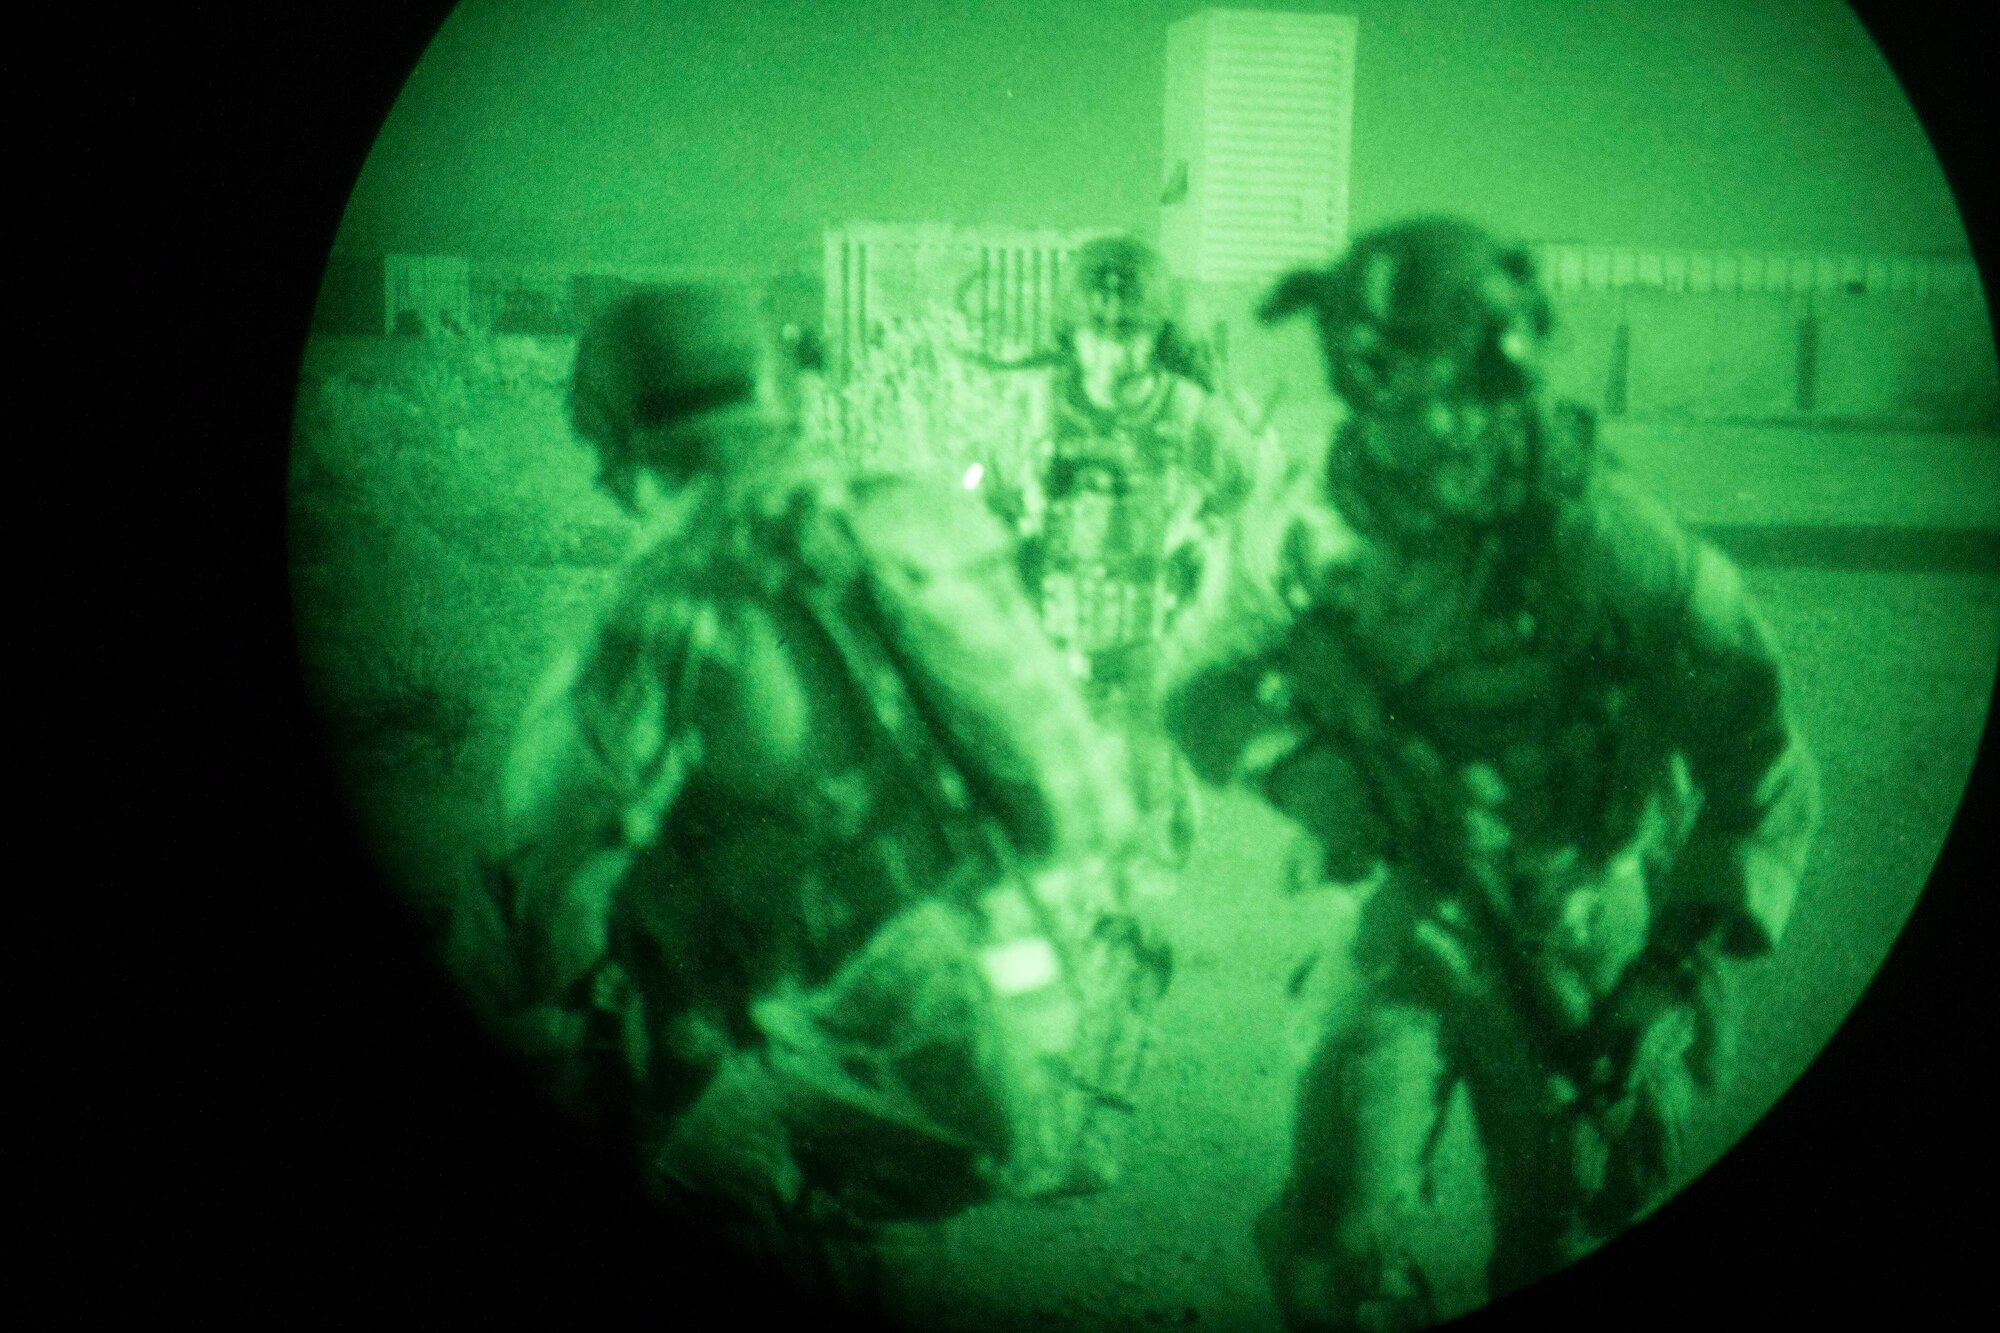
1159 8 1356 288
312 255 820 343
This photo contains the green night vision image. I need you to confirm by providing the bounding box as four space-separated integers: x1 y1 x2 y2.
287 3 1998 1329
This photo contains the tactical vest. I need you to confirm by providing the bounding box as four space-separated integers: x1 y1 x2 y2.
1037 370 1212 659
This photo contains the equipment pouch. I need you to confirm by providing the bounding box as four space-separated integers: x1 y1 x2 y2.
975 865 1172 1201
748 862 1168 1220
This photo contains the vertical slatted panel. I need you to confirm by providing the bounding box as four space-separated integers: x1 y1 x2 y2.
981 245 996 355
1559 248 1585 292
856 239 869 360
1031 245 1046 352
1049 247 1067 348
1689 252 1715 294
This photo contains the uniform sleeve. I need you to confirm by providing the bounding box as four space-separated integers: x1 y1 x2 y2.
477 583 709 1018
1189 388 1275 522
1583 477 1820 959
1160 454 1361 710
1159 512 1385 888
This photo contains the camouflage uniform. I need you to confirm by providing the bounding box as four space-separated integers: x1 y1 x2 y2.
450 286 1169 1310
1020 236 1267 872
1167 221 1820 1330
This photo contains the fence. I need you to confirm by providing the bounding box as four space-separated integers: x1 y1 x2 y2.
1191 247 1997 430
1530 244 1984 300
315 255 474 336
821 223 1105 381
1538 289 1998 427
1514 244 1998 425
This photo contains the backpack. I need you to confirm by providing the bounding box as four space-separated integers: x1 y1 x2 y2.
729 471 1173 1218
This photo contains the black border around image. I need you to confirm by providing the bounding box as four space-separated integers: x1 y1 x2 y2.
104 3 1994 1326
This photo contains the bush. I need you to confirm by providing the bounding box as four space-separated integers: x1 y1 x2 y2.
290 332 623 779
289 315 1049 790
806 309 1045 501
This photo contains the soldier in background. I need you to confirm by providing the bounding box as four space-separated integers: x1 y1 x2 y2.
998 234 1273 880
1166 219 1820 1330
447 284 1170 1314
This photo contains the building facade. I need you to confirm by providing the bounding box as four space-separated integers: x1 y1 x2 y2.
1160 8 1357 288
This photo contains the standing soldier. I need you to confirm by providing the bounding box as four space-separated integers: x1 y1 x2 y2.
1166 219 1820 1330
448 284 1171 1314
1004 234 1272 877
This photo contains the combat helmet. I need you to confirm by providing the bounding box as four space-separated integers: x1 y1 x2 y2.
568 281 796 507
1055 234 1214 391
1057 235 1178 338
1259 217 1586 537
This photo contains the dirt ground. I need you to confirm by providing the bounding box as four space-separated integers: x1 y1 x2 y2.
289 337 1998 1331
873 562 1999 1333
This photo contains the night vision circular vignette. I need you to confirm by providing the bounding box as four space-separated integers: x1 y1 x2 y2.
288 3 1998 1329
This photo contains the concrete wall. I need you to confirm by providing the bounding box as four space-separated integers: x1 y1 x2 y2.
1194 273 1998 433
1814 293 2000 424
1604 421 2000 531
1550 289 1998 429
1623 292 1806 420
1541 290 1627 410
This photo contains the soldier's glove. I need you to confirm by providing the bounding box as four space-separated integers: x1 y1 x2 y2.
1592 942 1732 1095
1657 831 1798 961
1580 1016 1699 1234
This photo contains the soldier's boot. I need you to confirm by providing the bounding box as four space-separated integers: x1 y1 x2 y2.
1256 1192 1337 1330
1256 1191 1437 1333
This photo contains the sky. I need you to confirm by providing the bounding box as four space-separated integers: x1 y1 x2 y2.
332 0 1976 267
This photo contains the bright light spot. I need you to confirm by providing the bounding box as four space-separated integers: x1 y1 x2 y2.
963 463 985 490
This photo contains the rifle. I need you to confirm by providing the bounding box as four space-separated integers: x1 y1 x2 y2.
1274 609 1603 1077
